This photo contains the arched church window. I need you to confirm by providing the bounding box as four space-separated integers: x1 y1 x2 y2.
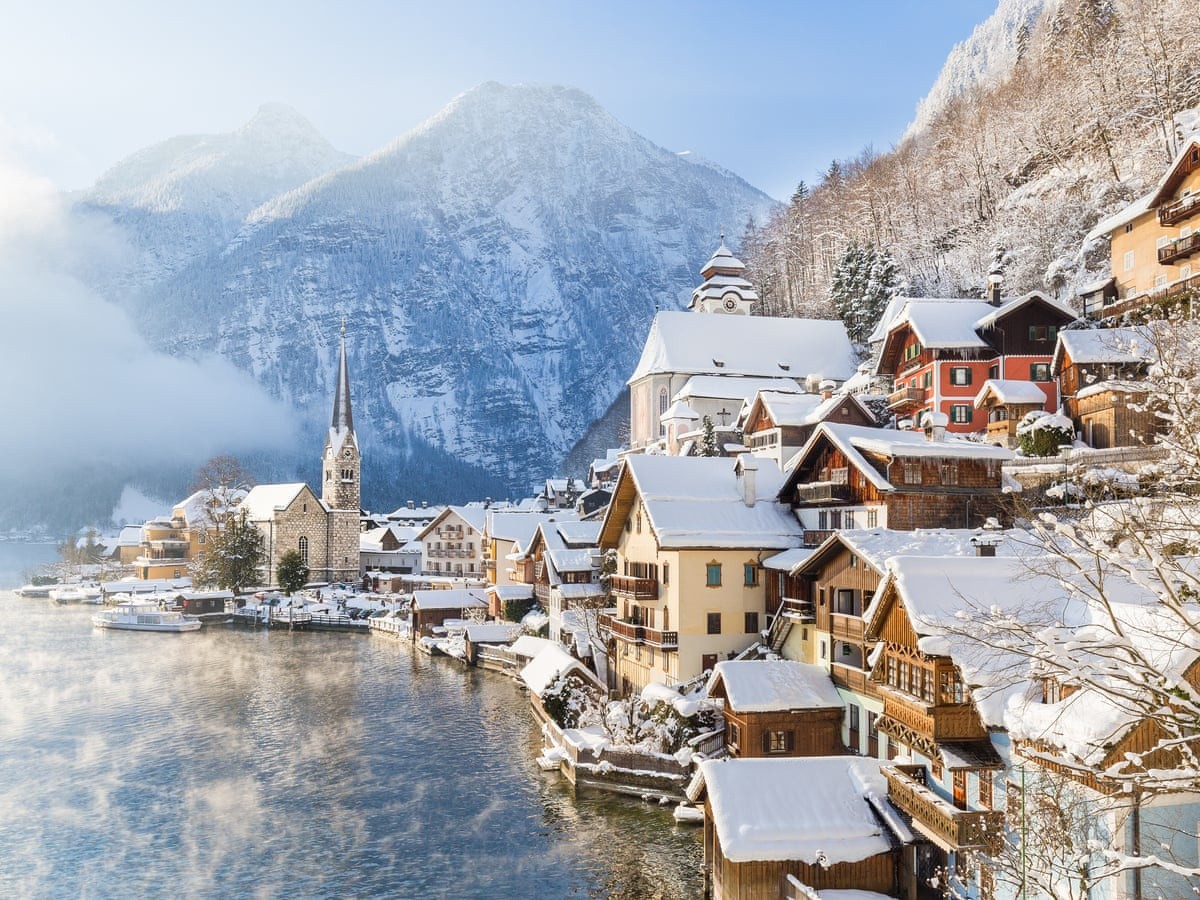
299 536 309 565
659 387 669 437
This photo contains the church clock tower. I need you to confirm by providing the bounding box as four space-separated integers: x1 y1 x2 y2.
322 322 360 583
686 237 759 315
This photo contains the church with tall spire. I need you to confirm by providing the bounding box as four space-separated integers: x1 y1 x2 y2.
238 324 363 586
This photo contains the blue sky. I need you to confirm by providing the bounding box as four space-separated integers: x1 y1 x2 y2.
1 0 996 199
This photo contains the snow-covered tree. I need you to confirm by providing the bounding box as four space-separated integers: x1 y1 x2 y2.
699 415 719 457
276 549 309 596
829 241 898 345
192 509 264 594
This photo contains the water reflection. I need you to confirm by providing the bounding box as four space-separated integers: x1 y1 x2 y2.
0 591 701 898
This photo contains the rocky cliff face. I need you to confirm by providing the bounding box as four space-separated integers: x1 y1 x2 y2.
78 84 774 504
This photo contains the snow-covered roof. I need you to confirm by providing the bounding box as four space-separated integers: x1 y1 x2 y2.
675 375 802 404
411 589 488 610
116 524 144 547
545 548 595 574
1075 379 1150 401
554 520 601 546
867 295 909 345
629 311 856 384
487 510 573 546
520 644 602 697
973 379 1049 407
240 483 321 521
700 757 904 864
615 455 803 550
487 585 535 601
805 528 1025 577
883 298 994 350
761 547 815 571
510 635 556 660
974 292 1075 331
789 423 1012 495
463 622 521 644
1055 327 1154 367
661 400 700 422
556 582 606 600
707 660 844 712
701 240 746 274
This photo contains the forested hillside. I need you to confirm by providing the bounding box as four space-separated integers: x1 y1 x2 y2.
743 0 1200 316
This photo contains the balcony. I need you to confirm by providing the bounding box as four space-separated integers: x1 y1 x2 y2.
610 575 658 601
802 529 833 547
830 661 873 695
778 597 815 622
887 386 926 411
1158 193 1200 226
1158 232 1200 265
793 482 852 505
883 765 1004 851
880 692 987 742
598 612 678 649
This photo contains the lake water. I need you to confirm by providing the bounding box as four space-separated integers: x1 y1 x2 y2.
0 546 702 898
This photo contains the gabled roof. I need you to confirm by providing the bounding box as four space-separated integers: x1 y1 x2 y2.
629 311 856 384
240 483 323 521
555 520 602 547
520 644 602 697
415 504 488 542
674 375 802 404
486 510 573 546
793 527 1024 578
1147 137 1200 209
746 390 873 432
599 455 803 550
699 756 909 864
1052 326 1155 374
973 379 1049 408
411 588 488 611
780 423 1012 498
706 660 844 712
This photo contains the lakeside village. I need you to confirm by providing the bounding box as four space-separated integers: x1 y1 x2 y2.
17 138 1200 900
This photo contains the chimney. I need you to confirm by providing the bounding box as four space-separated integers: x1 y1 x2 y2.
736 456 759 507
407 500 415 510
819 379 836 401
987 273 1002 306
975 543 997 557
923 411 949 442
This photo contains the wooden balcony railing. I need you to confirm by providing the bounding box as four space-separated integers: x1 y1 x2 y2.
887 386 927 410
882 693 987 742
793 483 852 505
830 662 873 695
597 612 677 649
883 765 1004 851
830 612 864 641
610 575 658 600
1158 232 1200 264
1158 193 1200 226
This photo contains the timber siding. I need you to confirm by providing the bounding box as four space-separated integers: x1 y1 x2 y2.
724 707 844 758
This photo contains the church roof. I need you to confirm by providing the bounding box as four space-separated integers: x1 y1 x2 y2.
701 241 746 276
240 484 325 521
629 311 856 385
329 324 355 438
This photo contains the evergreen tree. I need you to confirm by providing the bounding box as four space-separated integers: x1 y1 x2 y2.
276 549 309 596
700 415 719 457
829 241 898 344
192 510 265 595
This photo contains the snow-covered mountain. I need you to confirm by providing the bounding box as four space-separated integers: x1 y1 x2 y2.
903 0 1058 140
81 84 774 503
80 103 356 289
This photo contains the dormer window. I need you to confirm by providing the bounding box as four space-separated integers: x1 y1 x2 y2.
713 359 725 368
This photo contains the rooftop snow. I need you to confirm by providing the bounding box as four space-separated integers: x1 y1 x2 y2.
973 379 1050 407
707 660 844 712
676 376 802 403
520 644 602 697
463 623 521 644
411 589 488 610
701 756 898 864
240 483 318 520
622 455 803 549
761 547 815 571
1057 327 1154 366
629 311 855 384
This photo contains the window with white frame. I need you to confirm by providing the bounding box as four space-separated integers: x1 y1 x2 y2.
949 366 972 386
1124 250 1135 271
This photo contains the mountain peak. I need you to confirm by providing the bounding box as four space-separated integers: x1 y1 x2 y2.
237 102 329 143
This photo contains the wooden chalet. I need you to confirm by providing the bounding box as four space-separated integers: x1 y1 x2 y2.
779 422 1013 541
696 756 912 900
742 388 875 471
409 589 488 638
1052 327 1159 449
706 660 845 758
972 378 1048 448
875 291 1075 434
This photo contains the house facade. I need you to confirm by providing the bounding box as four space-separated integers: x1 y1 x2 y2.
597 455 803 696
416 505 488 580
1052 327 1158 449
1081 138 1200 318
876 292 1075 435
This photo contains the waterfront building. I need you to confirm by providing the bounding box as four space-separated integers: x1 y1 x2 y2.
240 325 361 586
705 659 845 758
416 505 488 579
596 454 803 696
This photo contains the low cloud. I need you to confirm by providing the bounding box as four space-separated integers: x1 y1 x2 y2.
0 144 296 478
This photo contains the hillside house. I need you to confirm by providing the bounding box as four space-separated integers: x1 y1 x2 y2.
1081 138 1200 319
875 291 1075 434
597 454 803 696
416 505 487 580
779 422 1013 543
1052 327 1158 449
742 389 876 470
972 379 1049 448
359 523 421 575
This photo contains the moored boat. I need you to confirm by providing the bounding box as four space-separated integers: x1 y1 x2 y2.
92 602 201 633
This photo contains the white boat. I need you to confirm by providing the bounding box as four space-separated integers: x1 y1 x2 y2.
92 602 201 633
49 584 102 604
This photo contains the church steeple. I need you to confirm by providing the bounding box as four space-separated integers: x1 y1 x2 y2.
323 321 360 512
331 319 354 434
687 237 759 314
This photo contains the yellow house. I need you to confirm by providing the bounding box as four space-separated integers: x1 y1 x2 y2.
1083 137 1200 318
597 454 804 696
133 489 245 580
